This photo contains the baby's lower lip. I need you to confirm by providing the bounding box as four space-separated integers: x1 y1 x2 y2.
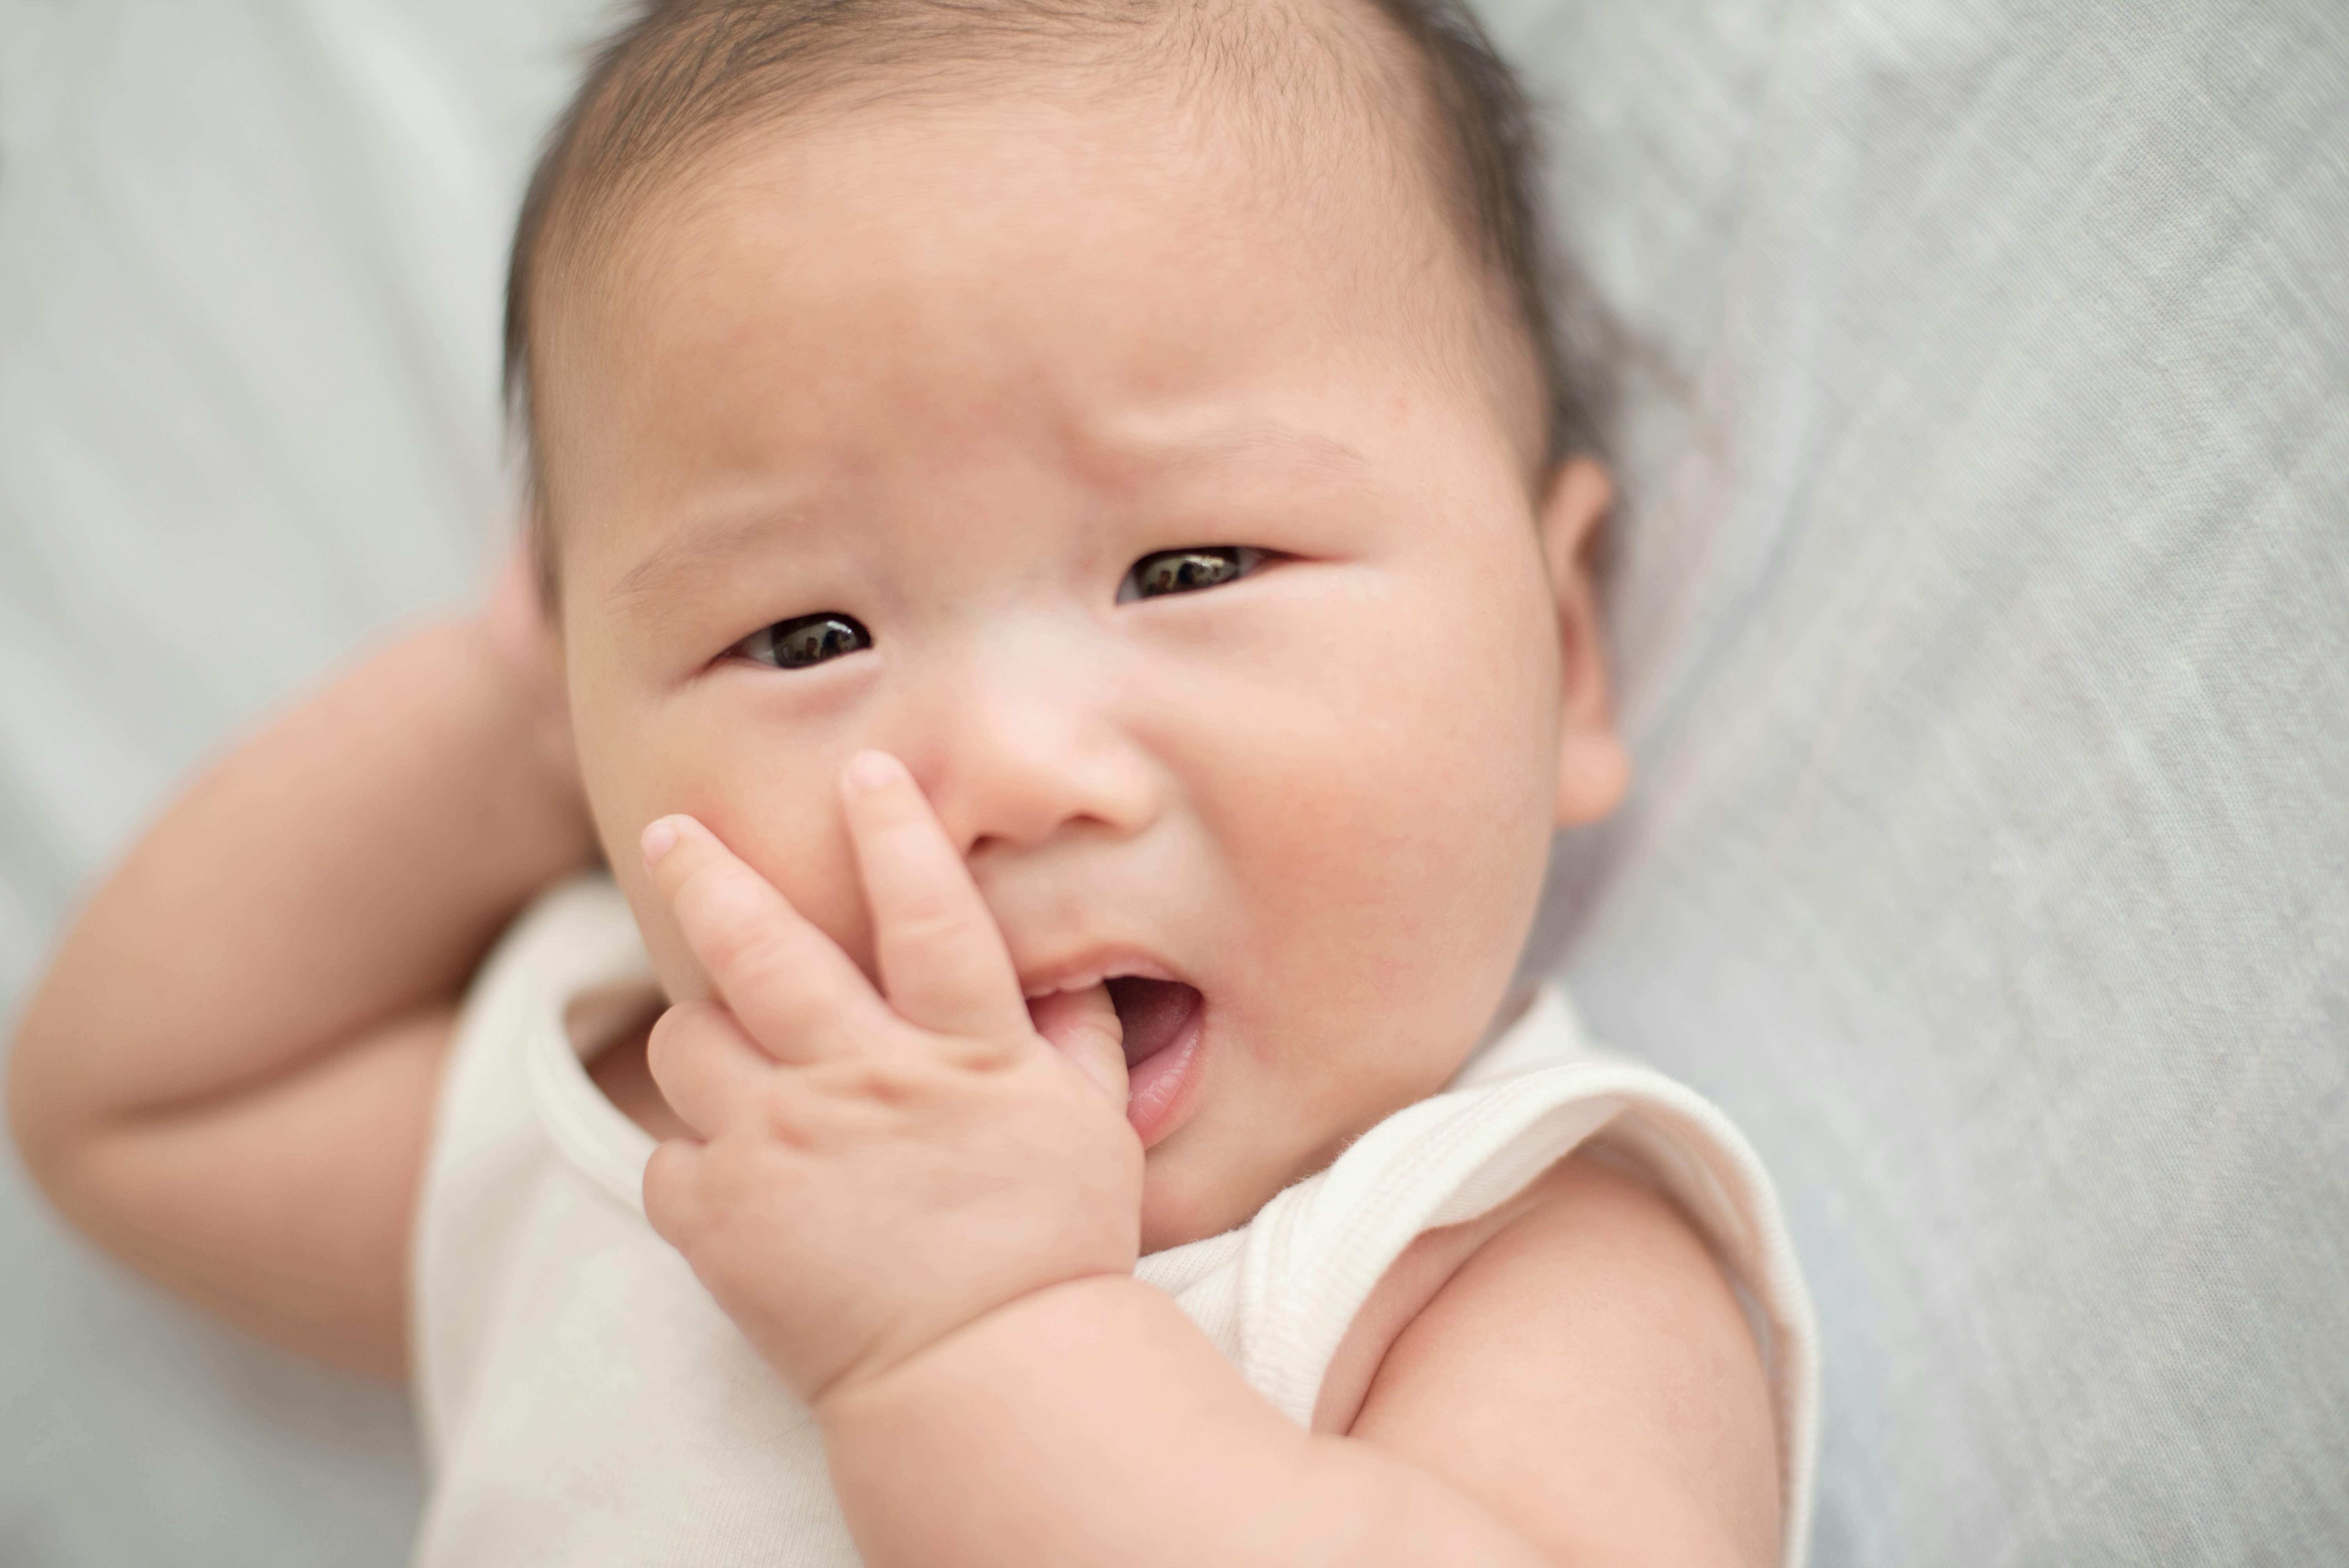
1123 996 1205 1144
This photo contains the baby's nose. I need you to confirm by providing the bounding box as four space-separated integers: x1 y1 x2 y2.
896 666 1162 858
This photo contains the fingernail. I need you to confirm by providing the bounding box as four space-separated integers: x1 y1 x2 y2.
843 751 900 796
640 816 681 866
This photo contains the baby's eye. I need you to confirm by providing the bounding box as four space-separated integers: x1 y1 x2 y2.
734 613 872 670
1119 547 1263 603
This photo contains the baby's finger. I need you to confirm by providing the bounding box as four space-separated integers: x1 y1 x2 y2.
645 1001 774 1138
642 814 884 1061
1028 984 1128 1103
839 752 1029 1041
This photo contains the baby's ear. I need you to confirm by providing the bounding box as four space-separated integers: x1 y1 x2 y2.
1538 460 1631 829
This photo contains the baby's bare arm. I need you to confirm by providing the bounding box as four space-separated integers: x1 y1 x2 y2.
820 1159 1774 1568
5 615 594 1379
1344 1157 1780 1565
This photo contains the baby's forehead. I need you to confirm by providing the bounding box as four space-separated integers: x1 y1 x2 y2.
580 111 1436 486
563 99 1480 440
515 0 1559 590
606 0 1463 298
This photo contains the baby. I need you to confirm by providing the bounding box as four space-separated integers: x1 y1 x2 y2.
8 0 1813 1563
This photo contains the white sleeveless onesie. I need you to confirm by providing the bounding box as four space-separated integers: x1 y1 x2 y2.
412 877 1817 1566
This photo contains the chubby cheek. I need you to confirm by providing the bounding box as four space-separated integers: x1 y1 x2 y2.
1204 557 1561 1115
575 683 872 1004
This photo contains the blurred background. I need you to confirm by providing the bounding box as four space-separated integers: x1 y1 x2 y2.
0 5 606 1562
4 1 2346 1564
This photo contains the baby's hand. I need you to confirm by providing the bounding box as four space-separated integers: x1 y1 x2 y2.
638 752 1143 1407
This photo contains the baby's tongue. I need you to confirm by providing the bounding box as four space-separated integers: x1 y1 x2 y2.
1106 978 1201 1068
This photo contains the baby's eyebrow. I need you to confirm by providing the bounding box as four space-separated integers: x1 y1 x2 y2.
1095 417 1366 483
607 419 1365 611
609 497 816 611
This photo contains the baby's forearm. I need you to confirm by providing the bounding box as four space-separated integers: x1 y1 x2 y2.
7 618 594 1371
821 1276 1551 1568
14 619 591 1123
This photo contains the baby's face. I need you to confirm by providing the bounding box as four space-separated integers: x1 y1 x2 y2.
544 94 1624 1249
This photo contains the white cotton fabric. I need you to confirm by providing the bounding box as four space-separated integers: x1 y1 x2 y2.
411 877 1818 1568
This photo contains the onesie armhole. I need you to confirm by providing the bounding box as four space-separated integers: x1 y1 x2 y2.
1199 990 1818 1568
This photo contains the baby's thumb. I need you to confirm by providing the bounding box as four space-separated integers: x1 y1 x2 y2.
1027 984 1127 1104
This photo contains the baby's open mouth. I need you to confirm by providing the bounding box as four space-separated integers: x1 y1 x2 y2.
1107 976 1205 1140
1106 976 1202 1070
1025 968 1206 1138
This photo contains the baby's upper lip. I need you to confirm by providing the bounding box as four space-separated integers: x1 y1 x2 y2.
1014 946 1182 1000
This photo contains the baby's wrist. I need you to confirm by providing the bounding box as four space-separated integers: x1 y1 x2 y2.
813 1271 1153 1433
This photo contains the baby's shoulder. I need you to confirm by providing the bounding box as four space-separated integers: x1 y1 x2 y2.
1284 993 1816 1567
1315 1150 1682 1436
1335 1151 1789 1566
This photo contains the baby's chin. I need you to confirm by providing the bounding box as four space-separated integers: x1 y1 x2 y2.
1131 994 1506 1253
1138 1159 1264 1256
1133 1098 1377 1255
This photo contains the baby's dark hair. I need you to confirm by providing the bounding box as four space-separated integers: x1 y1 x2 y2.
505 0 1598 581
